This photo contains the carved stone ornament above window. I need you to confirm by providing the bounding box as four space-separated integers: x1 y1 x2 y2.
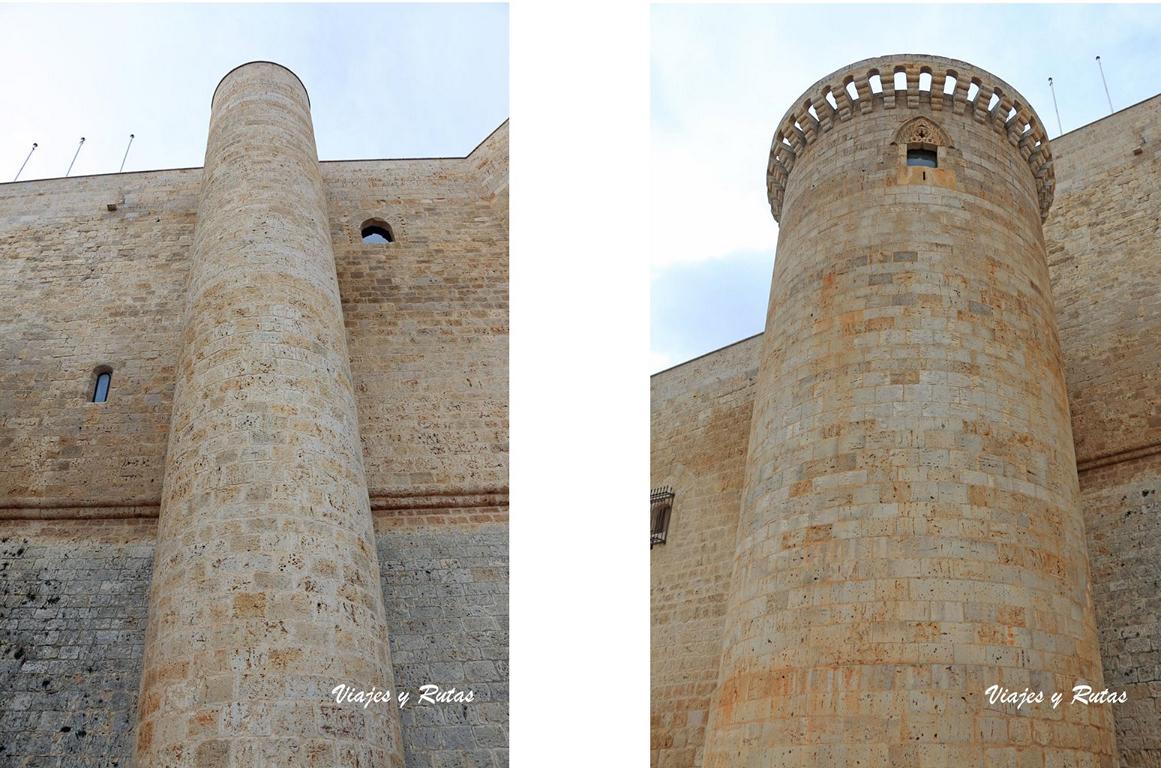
894 116 953 148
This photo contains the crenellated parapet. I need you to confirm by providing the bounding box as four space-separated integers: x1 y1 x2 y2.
767 54 1055 222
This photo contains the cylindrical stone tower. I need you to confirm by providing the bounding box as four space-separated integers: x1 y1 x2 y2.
702 55 1116 765
135 62 403 766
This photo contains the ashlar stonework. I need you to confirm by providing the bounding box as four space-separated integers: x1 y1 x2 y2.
653 53 1160 768
0 61 508 768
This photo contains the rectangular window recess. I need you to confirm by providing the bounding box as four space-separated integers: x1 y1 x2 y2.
907 147 938 168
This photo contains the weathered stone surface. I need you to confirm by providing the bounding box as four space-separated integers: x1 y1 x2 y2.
1046 93 1161 768
0 61 508 768
654 54 1123 767
136 60 404 767
0 168 197 512
0 521 154 768
327 124 509 499
376 512 508 768
650 336 760 768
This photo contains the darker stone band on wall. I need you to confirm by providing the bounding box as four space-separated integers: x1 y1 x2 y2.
0 487 509 520
1076 440 1161 474
0 500 160 520
0 524 154 767
370 487 508 513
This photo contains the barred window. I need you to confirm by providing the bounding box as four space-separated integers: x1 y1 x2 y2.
650 486 674 548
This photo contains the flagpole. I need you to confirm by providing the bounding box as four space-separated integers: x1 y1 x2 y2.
66 137 86 177
119 134 136 173
13 142 38 181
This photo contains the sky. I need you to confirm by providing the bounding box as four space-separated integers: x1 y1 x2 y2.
651 3 1161 373
0 4 508 182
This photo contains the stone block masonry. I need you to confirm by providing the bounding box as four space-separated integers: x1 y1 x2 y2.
0 60 508 767
654 53 1120 767
327 123 509 499
653 64 1161 768
1047 93 1161 768
0 521 154 768
650 335 761 768
0 167 198 513
0 511 512 768
136 60 403 766
376 512 508 768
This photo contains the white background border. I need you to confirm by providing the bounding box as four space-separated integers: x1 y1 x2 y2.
512 1 651 763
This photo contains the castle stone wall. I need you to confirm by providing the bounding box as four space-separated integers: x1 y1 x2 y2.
702 55 1114 765
0 519 155 768
375 511 509 768
1047 95 1161 467
0 511 512 768
0 168 199 514
1046 93 1161 768
0 143 509 520
650 335 761 768
649 89 1161 768
326 123 508 502
0 76 507 768
1073 457 1161 768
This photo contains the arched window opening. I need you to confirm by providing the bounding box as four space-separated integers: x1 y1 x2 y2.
360 219 395 244
907 148 938 168
92 370 111 403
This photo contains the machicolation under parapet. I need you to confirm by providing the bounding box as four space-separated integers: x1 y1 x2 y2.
766 54 1055 223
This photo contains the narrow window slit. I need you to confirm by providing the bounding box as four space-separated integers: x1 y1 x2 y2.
92 371 111 403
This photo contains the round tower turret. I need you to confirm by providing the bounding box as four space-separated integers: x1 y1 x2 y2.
702 54 1115 765
135 62 403 766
